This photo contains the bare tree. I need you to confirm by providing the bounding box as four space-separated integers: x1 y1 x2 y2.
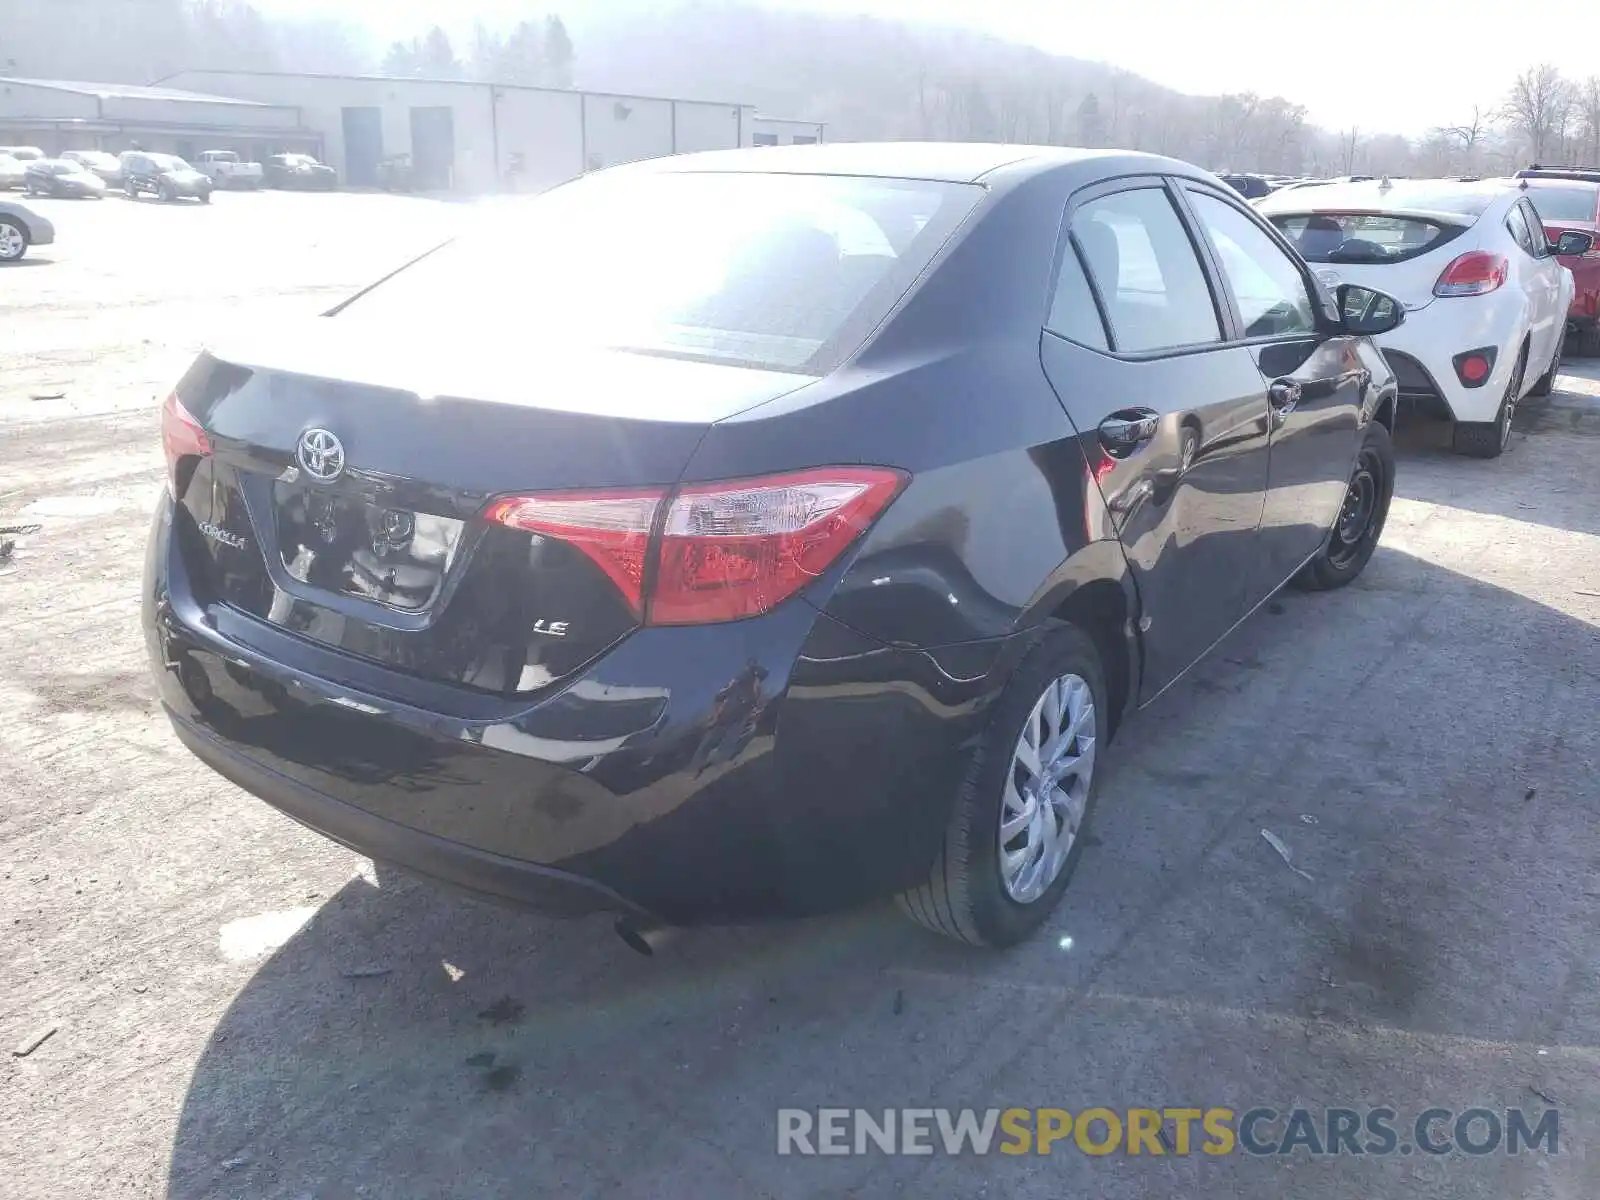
1444 105 1489 170
1503 64 1572 162
1577 77 1600 166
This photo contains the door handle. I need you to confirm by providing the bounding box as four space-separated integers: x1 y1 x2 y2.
1268 379 1302 414
1098 408 1160 458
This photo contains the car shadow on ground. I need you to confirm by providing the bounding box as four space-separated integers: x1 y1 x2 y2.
164 531 1600 1198
1390 383 1600 537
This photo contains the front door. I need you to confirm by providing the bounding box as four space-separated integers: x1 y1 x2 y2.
1513 197 1562 372
1180 185 1366 601
1041 180 1273 701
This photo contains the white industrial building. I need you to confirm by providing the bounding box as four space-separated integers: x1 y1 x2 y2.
1 70 824 193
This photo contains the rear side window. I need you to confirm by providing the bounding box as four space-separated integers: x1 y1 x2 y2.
1045 245 1109 350
1072 188 1222 353
1269 213 1468 264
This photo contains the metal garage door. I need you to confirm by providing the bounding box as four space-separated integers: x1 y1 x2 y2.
341 107 383 188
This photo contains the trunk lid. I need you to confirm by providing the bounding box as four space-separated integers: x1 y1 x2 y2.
171 321 813 696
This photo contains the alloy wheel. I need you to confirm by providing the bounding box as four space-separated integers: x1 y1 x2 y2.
1500 359 1525 451
998 672 1096 904
0 222 25 261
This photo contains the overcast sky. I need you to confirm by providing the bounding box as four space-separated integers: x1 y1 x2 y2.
255 0 1586 135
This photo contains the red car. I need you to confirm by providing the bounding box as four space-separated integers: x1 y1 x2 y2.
1519 169 1600 354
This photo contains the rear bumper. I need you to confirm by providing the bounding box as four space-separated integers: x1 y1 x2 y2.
144 495 1012 923
1374 302 1522 423
167 709 654 918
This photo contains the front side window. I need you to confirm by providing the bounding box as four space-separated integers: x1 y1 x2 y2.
1519 200 1550 257
1188 192 1316 338
1071 187 1222 353
1505 203 1536 256
337 169 982 373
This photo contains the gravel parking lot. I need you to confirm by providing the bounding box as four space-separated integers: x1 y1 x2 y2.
4 189 1600 1199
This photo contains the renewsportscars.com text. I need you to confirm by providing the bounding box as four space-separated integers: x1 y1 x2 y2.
776 1106 1558 1157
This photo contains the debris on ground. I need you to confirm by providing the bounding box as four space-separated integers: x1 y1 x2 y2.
1525 788 1538 802
13 1026 57 1057
465 1051 496 1068
1300 814 1318 825
477 996 526 1025
341 966 392 979
222 1156 249 1171
1261 828 1313 881
892 988 904 1016
29 391 66 402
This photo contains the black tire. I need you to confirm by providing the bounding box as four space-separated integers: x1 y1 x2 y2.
897 624 1108 948
1530 335 1561 397
1452 348 1526 459
159 183 175 203
200 190 212 205
1573 324 1600 358
125 181 138 200
1294 419 1395 591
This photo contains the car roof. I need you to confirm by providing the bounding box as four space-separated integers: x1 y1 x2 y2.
1257 177 1517 221
638 141 1212 186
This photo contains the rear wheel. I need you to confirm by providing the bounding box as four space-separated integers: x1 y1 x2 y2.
1530 335 1562 397
125 180 138 199
159 182 175 203
1294 420 1394 591
1452 348 1526 458
898 625 1107 948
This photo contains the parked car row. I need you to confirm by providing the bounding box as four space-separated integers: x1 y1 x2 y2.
0 147 340 200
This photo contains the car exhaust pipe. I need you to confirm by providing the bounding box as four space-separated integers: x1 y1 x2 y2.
614 916 676 957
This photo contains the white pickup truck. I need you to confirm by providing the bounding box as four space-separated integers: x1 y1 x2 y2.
196 150 263 190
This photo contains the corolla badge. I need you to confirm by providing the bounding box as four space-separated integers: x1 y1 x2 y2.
296 427 345 483
198 521 247 549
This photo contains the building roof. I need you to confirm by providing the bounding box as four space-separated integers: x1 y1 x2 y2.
155 69 760 112
0 77 275 107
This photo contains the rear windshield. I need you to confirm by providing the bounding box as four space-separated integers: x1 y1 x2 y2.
1525 184 1599 224
336 170 981 373
1269 213 1468 263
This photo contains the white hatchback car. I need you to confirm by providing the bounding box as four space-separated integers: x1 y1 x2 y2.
1258 179 1593 457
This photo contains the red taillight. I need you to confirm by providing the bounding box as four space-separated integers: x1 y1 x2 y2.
1434 251 1508 297
483 489 662 618
651 467 906 625
483 466 907 626
161 392 210 489
1459 355 1490 383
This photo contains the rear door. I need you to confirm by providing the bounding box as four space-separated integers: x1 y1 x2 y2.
1040 178 1273 700
1181 184 1367 602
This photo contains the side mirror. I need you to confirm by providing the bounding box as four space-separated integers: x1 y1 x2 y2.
1552 230 1595 257
1336 283 1405 336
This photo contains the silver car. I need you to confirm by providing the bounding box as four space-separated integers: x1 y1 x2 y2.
0 198 55 262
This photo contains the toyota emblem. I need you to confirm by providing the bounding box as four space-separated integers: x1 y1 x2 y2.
296 428 346 484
